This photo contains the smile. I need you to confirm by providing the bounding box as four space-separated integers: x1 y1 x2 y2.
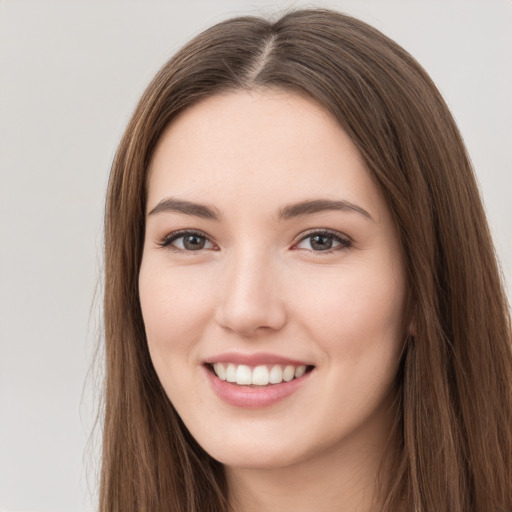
210 362 310 386
204 359 315 408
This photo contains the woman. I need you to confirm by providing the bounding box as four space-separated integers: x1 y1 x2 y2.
101 8 512 512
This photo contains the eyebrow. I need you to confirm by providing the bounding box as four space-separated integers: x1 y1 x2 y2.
148 198 221 219
278 199 374 222
148 197 374 222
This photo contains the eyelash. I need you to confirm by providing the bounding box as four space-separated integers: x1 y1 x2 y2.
157 228 352 255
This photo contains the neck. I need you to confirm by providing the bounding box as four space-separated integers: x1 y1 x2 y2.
226 407 398 512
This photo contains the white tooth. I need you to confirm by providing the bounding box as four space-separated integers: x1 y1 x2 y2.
252 365 270 386
226 363 236 383
236 364 252 385
294 365 306 378
269 365 283 384
283 365 295 382
213 362 227 380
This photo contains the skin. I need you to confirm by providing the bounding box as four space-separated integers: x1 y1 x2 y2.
139 90 408 512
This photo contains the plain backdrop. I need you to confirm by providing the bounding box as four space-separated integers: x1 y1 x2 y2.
0 1 510 511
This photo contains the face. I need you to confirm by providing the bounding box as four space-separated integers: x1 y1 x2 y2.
139 90 407 470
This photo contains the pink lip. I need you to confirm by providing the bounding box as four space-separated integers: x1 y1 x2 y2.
205 351 312 367
203 365 314 409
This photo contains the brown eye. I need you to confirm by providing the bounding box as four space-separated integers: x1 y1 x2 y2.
310 234 334 251
182 234 207 250
295 230 351 252
160 231 215 252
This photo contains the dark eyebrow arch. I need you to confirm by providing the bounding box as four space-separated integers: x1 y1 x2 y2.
148 198 221 220
278 199 374 222
148 197 373 222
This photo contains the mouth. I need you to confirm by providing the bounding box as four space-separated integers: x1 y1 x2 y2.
205 362 315 387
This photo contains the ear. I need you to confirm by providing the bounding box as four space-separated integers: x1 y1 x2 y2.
408 314 417 338
406 299 417 338
404 295 417 339
405 300 417 338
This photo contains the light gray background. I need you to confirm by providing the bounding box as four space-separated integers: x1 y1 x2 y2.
0 1 510 511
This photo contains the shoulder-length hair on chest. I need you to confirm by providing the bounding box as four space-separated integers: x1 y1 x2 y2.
101 8 512 512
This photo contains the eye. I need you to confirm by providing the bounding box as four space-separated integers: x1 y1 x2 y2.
158 230 216 252
157 229 350 254
294 230 351 253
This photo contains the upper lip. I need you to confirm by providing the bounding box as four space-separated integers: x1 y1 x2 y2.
204 352 313 367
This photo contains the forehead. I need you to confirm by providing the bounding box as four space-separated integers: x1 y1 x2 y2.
146 90 385 222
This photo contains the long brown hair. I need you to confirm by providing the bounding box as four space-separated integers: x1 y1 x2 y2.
101 9 512 512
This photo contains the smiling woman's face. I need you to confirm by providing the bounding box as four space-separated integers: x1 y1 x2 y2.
139 90 407 470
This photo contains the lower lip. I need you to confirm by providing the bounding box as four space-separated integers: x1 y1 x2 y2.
204 366 313 409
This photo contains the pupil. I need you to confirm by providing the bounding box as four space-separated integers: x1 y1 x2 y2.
184 235 205 250
311 234 332 250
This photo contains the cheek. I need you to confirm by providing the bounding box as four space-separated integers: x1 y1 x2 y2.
138 260 217 357
291 262 406 360
290 263 406 432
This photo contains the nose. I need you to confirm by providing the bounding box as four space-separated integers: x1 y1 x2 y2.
215 249 287 337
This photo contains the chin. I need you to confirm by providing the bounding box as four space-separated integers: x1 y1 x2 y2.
212 446 304 471
195 426 331 472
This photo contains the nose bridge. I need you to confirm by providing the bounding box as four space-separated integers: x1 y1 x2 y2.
216 244 286 336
